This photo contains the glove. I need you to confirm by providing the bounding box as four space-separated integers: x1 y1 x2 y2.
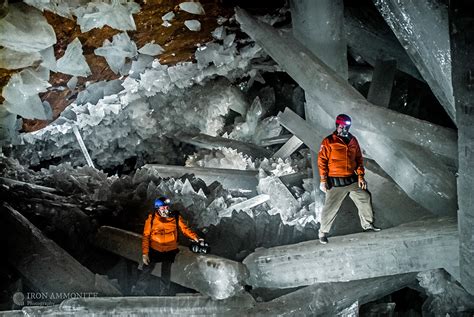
142 254 150 265
319 182 327 193
358 177 367 190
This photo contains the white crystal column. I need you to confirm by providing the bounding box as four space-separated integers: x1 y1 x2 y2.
243 217 458 289
374 0 455 123
367 59 397 107
450 3 474 295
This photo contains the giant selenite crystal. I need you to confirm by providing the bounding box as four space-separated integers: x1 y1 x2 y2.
94 226 248 300
374 0 455 123
344 6 422 81
0 204 122 298
234 8 457 161
243 217 458 289
0 3 56 53
235 8 457 216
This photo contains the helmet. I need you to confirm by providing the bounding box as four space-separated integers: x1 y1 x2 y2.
335 114 352 127
154 196 171 209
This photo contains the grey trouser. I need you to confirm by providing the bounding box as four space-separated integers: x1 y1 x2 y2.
319 182 374 234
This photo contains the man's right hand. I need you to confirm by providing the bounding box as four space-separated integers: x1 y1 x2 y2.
319 182 327 193
142 254 150 265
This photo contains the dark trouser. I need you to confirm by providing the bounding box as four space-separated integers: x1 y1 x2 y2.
135 248 179 295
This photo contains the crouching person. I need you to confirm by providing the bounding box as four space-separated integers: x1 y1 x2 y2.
133 196 202 295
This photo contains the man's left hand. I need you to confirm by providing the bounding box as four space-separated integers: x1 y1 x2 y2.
358 178 367 190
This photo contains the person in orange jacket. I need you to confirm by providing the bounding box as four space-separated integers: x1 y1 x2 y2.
133 196 202 295
317 114 381 244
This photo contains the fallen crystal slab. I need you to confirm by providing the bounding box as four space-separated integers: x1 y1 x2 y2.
56 38 91 77
243 217 458 289
0 48 41 70
19 294 256 316
260 134 292 146
138 42 164 56
1 204 121 298
143 164 259 195
0 3 56 53
251 273 415 316
185 20 202 31
179 2 205 15
177 132 272 159
94 226 248 300
272 135 303 159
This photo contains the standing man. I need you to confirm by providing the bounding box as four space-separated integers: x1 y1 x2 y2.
133 196 202 295
317 114 381 244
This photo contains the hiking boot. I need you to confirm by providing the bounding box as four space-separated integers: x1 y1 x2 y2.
319 233 328 244
363 224 381 232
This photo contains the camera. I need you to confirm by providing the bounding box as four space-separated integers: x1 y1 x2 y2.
189 240 210 254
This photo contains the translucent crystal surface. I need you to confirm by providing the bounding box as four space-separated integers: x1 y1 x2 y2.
138 42 164 56
184 20 201 31
56 38 91 77
73 1 140 32
0 48 41 70
94 33 138 74
179 2 205 15
0 3 56 53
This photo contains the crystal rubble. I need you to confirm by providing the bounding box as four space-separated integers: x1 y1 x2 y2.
374 0 455 123
344 6 423 81
184 20 201 32
73 1 140 33
2 67 52 120
243 217 458 289
186 147 256 171
250 273 416 316
1 204 122 298
234 8 457 162
417 269 474 315
0 3 56 53
228 96 282 145
94 32 138 75
56 38 92 77
0 48 42 70
23 0 81 19
17 294 256 316
179 2 205 15
94 226 248 300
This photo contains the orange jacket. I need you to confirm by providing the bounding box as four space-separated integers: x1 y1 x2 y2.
142 212 199 254
318 132 365 182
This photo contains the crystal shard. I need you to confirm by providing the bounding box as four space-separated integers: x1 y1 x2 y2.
56 38 91 77
179 2 205 15
184 20 201 31
94 33 138 74
138 42 164 56
0 3 56 53
0 48 41 70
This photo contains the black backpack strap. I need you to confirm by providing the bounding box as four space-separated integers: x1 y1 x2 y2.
174 211 180 243
148 212 156 247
